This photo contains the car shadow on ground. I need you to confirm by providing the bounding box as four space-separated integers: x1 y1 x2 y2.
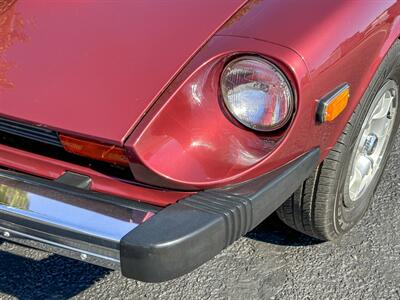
0 246 110 300
246 214 322 246
0 214 319 299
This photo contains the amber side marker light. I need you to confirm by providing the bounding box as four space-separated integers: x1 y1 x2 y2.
59 134 129 166
317 84 350 123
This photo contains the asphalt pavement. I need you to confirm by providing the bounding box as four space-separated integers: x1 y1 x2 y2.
1 136 400 300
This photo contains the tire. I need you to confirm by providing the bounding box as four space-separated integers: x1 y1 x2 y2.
276 40 400 241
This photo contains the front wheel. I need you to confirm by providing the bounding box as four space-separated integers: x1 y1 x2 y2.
276 40 400 241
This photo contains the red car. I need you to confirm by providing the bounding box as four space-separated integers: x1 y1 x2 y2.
0 0 399 282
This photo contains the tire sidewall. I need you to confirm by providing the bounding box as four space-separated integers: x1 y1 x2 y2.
333 52 400 235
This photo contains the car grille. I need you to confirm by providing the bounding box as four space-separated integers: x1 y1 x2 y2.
0 117 62 147
0 116 136 182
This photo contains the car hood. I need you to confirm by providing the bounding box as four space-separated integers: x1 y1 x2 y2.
0 0 246 144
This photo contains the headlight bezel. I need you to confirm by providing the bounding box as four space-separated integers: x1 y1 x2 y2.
220 55 295 132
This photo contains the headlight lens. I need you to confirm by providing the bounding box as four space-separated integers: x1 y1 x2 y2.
221 57 294 131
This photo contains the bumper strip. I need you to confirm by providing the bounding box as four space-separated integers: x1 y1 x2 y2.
120 148 320 282
0 148 319 282
0 170 159 269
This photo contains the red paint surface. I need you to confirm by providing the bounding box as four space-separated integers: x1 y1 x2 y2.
0 0 246 144
127 1 400 189
1 0 400 204
0 143 191 206
126 38 309 189
218 0 400 160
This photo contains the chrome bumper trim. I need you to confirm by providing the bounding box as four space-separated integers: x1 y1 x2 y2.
0 224 120 269
0 169 159 269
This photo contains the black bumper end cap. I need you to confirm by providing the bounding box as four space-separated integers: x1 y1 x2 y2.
120 148 320 282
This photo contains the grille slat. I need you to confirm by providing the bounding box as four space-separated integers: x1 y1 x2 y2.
0 117 62 147
0 122 57 139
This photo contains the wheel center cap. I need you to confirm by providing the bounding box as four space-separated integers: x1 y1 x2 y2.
363 133 378 155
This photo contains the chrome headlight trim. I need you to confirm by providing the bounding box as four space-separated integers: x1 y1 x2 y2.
220 56 295 132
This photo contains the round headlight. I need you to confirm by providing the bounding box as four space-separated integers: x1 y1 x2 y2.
221 57 294 132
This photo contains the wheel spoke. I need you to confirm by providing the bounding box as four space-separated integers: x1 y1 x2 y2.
348 83 397 201
371 92 393 120
349 165 363 197
369 118 389 139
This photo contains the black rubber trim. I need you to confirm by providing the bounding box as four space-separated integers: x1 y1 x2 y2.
55 171 92 189
120 148 320 282
0 116 62 147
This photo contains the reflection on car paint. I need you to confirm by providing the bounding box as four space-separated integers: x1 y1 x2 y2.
0 3 26 89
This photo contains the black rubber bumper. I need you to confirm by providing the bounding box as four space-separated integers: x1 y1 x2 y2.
120 148 320 282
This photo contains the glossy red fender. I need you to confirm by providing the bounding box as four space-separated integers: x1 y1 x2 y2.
218 0 400 159
126 0 400 190
125 37 312 189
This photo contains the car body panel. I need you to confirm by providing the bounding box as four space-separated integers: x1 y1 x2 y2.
1 0 400 202
0 143 191 206
0 0 246 144
123 0 400 189
218 0 400 158
126 36 313 189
